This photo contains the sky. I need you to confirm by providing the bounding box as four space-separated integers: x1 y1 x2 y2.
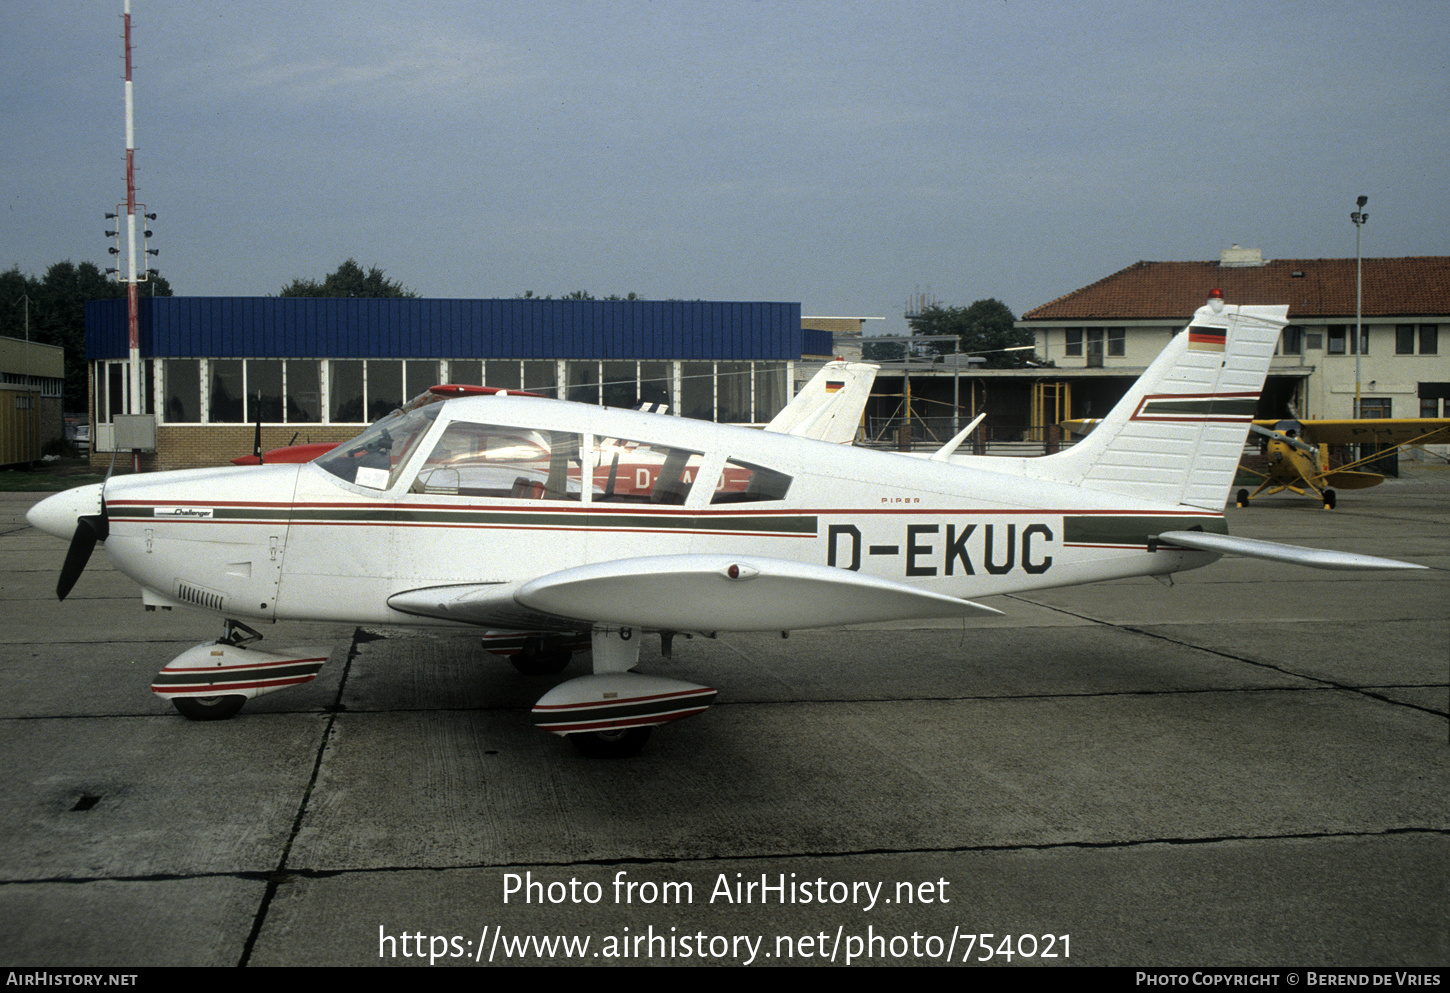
3 0 1447 329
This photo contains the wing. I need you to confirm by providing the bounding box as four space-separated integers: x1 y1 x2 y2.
1288 419 1450 446
388 554 1001 631
1155 531 1425 571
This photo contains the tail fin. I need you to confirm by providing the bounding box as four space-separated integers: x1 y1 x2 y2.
766 360 878 444
1025 302 1288 510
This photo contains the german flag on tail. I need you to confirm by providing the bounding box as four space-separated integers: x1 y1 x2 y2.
1188 326 1226 352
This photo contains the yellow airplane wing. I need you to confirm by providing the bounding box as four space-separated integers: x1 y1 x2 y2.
1261 418 1450 446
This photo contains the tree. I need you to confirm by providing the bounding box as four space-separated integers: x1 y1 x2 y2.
861 337 906 361
516 290 644 301
1 262 172 410
279 259 416 298
909 299 1036 368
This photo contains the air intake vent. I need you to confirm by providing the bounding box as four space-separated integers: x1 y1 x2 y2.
176 582 226 612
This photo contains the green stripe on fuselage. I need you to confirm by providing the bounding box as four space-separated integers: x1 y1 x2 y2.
123 505 818 534
1064 515 1227 546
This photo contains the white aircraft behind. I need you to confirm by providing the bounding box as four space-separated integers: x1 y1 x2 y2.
29 297 1424 756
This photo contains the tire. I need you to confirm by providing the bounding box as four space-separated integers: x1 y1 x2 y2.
172 695 246 721
1236 489 1250 508
569 727 652 758
1323 489 1336 510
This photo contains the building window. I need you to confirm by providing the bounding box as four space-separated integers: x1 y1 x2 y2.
404 361 439 400
1420 383 1450 419
449 360 483 385
1396 325 1416 355
602 361 639 409
368 360 403 421
1359 398 1391 419
641 361 672 409
754 362 789 422
1327 325 1369 355
1065 328 1083 357
680 362 714 420
330 360 365 422
249 359 285 422
164 359 201 423
287 360 321 422
1419 325 1438 355
1279 325 1303 355
209 359 245 423
1107 328 1125 357
717 362 753 422
522 360 557 395
567 360 601 405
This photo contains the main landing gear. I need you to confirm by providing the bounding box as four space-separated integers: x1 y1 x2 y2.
526 628 716 759
152 619 328 721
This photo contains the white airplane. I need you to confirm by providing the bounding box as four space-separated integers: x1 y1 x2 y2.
28 296 1425 757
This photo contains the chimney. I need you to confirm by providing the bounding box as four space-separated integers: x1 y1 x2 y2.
1219 245 1266 267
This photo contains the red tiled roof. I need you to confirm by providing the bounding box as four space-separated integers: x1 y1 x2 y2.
1021 257 1450 322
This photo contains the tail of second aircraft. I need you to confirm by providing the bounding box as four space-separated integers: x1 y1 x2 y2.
1015 299 1288 510
766 360 878 444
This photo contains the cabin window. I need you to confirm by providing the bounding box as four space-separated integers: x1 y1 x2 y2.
410 420 583 501
710 458 792 504
590 436 704 505
317 404 442 491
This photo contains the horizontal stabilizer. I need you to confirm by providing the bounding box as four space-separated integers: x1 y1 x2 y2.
516 554 1002 631
1155 531 1426 571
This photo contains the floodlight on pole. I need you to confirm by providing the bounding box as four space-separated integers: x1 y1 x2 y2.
1350 196 1368 418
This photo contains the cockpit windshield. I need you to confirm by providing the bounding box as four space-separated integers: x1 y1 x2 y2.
315 403 442 490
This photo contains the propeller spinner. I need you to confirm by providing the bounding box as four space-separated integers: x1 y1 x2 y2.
26 483 109 600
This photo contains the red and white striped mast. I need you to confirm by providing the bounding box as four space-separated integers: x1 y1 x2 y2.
121 0 142 422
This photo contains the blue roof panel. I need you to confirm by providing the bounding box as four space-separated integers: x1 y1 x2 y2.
85 297 807 361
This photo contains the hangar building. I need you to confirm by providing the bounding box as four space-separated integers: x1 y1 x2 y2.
84 297 830 471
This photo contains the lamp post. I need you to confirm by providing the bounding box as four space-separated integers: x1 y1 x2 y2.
1350 195 1368 418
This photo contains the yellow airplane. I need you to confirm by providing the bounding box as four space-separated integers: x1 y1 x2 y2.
1236 417 1450 508
1062 416 1450 509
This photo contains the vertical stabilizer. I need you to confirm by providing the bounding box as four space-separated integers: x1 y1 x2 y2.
766 360 878 444
1021 302 1287 509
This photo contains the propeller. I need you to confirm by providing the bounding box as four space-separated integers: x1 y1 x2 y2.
1249 422 1317 456
57 509 109 601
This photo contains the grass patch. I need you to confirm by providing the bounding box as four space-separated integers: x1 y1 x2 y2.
0 459 107 492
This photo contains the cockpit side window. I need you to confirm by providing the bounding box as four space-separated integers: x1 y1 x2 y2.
590 436 704 505
710 457 792 504
316 405 441 490
411 421 582 500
